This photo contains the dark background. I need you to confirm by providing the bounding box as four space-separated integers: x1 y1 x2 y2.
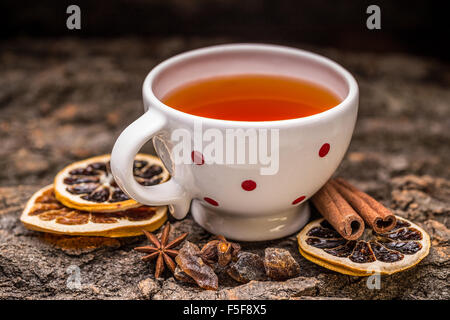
1 0 447 59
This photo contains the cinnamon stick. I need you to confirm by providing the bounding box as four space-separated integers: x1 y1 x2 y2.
331 178 396 233
311 182 364 240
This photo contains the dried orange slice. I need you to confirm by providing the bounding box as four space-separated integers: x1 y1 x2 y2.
21 185 167 237
297 216 430 276
54 154 169 212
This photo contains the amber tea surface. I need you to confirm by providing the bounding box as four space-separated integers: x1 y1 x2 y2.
162 74 341 121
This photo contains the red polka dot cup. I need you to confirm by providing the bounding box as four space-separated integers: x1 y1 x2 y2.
111 44 358 241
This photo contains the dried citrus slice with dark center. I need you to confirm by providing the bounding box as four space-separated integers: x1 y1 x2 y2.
54 154 169 212
297 217 430 276
20 185 167 237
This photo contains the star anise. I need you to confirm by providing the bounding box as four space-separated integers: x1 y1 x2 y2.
134 222 188 279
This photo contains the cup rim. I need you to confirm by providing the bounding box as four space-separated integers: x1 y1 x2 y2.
143 43 358 128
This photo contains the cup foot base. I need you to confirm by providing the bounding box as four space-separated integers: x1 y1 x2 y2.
190 200 311 241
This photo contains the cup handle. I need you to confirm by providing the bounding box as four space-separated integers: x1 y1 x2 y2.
110 108 191 219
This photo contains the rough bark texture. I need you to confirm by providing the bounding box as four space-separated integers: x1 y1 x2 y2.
0 38 449 299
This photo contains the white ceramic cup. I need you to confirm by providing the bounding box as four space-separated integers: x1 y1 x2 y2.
110 44 358 241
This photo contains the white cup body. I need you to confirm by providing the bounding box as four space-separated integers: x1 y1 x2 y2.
112 44 359 241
